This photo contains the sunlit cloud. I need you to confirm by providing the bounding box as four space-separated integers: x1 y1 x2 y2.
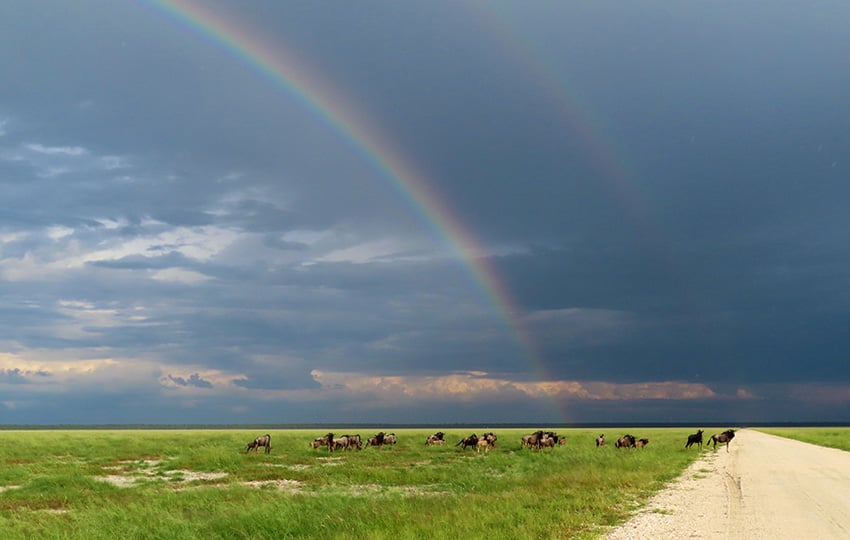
310 370 717 403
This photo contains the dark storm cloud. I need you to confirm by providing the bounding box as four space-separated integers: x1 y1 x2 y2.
167 373 213 389
1 368 51 384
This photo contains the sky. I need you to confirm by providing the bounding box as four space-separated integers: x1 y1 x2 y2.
1 0 849 425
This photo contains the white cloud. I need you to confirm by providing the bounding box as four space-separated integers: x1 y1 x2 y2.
25 143 89 156
99 155 130 170
314 238 410 264
47 226 74 240
150 268 211 284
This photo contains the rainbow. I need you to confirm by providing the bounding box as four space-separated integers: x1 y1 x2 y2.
143 0 551 390
462 1 650 224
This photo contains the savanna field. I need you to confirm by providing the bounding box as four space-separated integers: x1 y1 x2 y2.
7 427 844 539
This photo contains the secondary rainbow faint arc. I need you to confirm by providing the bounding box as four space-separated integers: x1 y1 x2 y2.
146 0 549 377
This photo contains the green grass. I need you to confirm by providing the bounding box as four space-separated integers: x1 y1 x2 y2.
755 427 850 452
0 428 704 539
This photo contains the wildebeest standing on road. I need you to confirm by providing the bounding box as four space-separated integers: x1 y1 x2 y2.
246 434 271 454
708 429 736 452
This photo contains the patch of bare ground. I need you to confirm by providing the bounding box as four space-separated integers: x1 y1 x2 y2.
96 459 227 488
241 479 303 492
343 484 449 497
261 463 310 471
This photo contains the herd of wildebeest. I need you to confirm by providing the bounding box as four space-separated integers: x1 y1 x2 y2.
245 428 737 454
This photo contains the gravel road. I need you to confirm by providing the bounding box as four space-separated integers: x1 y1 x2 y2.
604 428 850 539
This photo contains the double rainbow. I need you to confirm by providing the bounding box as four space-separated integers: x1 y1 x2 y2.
145 0 547 381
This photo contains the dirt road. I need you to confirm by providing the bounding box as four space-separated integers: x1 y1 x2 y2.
605 429 850 539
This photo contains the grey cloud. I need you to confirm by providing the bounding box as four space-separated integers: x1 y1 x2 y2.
167 373 213 389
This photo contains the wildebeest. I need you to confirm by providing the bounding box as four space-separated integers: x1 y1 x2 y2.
384 433 397 446
310 434 330 449
685 429 704 449
615 434 636 449
476 437 491 453
521 430 545 450
347 434 363 450
708 429 736 452
312 432 334 452
474 432 497 453
635 438 649 448
332 434 362 451
246 434 271 454
456 433 480 451
596 434 606 447
366 432 386 448
426 432 445 445
539 433 562 449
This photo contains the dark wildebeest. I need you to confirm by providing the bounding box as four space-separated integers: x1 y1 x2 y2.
426 432 445 445
685 430 704 449
323 432 335 452
635 438 649 448
456 433 480 451
615 434 636 449
246 434 271 454
596 434 606 447
366 432 386 448
708 429 736 452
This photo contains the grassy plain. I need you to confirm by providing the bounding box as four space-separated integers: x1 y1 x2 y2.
0 428 703 539
756 427 850 452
